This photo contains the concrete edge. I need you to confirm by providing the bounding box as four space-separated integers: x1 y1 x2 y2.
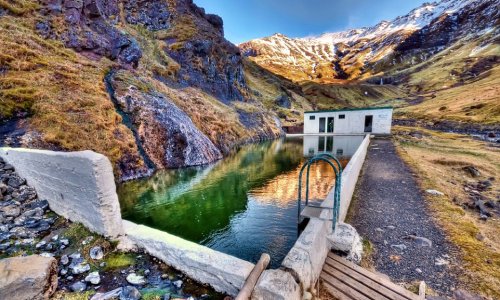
123 220 255 296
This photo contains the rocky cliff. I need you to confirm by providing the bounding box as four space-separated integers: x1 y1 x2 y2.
0 0 292 180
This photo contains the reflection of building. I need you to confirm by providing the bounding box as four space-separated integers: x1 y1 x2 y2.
303 135 365 158
303 107 393 135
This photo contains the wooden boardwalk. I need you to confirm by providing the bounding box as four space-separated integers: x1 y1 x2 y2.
321 252 423 300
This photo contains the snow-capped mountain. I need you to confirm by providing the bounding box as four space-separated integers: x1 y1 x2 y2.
239 0 499 82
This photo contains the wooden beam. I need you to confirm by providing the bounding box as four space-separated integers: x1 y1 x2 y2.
236 253 270 300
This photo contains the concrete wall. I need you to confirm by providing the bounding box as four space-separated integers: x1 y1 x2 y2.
255 135 371 298
304 108 392 135
0 148 123 237
123 221 254 296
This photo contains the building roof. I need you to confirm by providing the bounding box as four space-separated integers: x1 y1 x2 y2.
304 106 393 114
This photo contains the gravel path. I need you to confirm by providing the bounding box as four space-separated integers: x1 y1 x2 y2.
348 138 459 296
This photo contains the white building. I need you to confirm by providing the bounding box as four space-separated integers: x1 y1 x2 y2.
303 107 393 135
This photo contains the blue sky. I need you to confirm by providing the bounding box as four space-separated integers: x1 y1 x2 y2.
194 0 429 44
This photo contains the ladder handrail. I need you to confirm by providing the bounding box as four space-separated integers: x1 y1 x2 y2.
298 154 343 230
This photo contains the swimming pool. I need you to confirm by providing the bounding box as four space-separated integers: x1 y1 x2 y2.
118 135 364 267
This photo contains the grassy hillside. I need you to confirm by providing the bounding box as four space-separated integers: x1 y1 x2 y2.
396 40 500 125
0 8 146 174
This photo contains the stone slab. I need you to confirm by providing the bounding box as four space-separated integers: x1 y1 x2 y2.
0 148 123 237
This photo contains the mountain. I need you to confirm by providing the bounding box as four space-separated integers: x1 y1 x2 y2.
239 0 500 125
0 0 306 180
240 0 498 82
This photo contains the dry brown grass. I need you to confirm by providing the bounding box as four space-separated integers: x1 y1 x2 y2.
0 14 143 177
394 126 500 299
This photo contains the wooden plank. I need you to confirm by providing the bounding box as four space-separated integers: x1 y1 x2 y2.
321 278 355 300
236 253 270 300
323 264 392 300
324 257 408 300
321 271 372 300
328 253 419 300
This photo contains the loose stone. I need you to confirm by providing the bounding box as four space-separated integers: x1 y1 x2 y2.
70 281 87 292
406 235 433 247
85 271 101 285
71 260 91 274
426 189 444 196
173 280 183 289
126 273 146 285
120 286 142 300
90 246 104 260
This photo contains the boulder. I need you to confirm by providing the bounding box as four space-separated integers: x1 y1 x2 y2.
0 255 58 300
275 94 292 109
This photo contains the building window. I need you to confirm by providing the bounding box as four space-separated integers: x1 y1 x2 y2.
339 114 345 119
309 115 316 120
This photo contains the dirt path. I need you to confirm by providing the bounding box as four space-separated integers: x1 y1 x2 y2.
348 138 459 297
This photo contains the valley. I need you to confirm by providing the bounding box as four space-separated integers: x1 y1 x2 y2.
0 0 499 299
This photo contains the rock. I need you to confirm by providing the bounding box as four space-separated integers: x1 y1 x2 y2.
426 189 444 196
90 246 104 260
462 166 480 177
375 227 384 233
35 241 47 249
173 279 183 289
91 287 122 300
126 273 146 285
7 175 26 188
111 82 224 169
60 269 68 276
60 255 69 265
120 286 142 300
453 289 483 300
24 200 49 211
40 252 55 258
327 223 363 263
275 94 292 109
1 205 20 217
85 271 101 285
303 291 313 300
435 257 449 266
70 281 87 292
70 259 91 274
390 244 407 251
60 239 69 246
415 268 422 273
252 269 301 300
0 255 58 300
51 235 58 241
386 225 396 230
406 235 433 247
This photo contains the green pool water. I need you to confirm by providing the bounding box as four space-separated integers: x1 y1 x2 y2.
118 135 364 267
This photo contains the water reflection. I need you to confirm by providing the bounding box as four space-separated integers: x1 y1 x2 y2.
118 135 363 267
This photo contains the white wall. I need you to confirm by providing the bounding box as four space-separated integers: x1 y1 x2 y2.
303 108 392 135
0 148 123 237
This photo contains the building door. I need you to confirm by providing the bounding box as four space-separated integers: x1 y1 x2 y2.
319 117 326 133
327 117 334 133
364 115 373 132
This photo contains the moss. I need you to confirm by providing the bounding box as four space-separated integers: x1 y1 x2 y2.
103 253 136 270
52 291 96 300
141 289 171 300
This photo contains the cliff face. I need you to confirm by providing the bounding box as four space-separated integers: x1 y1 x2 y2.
0 0 287 180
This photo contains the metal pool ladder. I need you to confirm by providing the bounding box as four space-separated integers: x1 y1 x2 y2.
297 153 342 230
